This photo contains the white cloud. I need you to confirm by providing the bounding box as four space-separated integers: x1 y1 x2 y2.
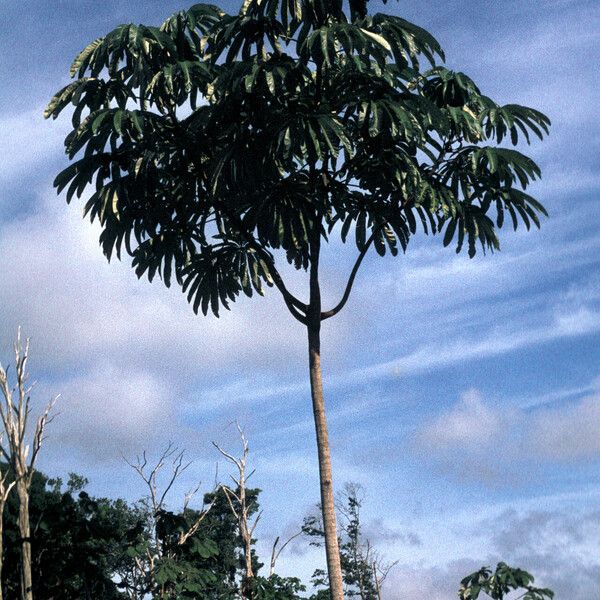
416 382 600 484
529 392 600 461
418 389 507 450
50 363 177 460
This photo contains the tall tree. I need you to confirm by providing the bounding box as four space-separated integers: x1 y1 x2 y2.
0 332 58 600
46 0 550 596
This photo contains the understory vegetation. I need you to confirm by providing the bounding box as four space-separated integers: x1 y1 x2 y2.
0 458 554 600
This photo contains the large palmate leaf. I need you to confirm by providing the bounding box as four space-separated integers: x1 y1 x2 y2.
460 563 554 600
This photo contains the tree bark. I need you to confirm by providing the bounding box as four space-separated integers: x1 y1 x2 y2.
307 323 344 600
306 213 344 600
17 484 33 600
240 479 254 600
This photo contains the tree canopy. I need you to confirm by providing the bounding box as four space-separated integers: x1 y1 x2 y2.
45 0 550 320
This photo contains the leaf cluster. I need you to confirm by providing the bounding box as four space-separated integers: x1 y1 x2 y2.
459 563 555 600
46 0 549 317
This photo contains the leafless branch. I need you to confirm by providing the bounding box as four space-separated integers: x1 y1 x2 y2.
178 492 217 546
269 529 303 576
124 443 219 597
0 328 59 600
321 230 378 320
213 424 259 595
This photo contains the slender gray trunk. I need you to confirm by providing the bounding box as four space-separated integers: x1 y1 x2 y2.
17 484 33 600
240 480 254 600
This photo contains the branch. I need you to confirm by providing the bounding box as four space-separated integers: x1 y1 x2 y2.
0 438 9 463
158 450 192 508
249 509 262 537
178 491 218 546
29 394 60 475
269 529 303 576
220 484 240 519
182 481 202 512
125 442 186 513
212 440 242 471
321 230 376 320
1 330 59 489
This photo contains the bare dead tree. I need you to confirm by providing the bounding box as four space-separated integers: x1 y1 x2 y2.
0 330 58 600
213 424 261 599
126 443 190 557
124 444 216 598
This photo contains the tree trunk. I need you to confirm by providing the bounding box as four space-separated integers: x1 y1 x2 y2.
17 485 33 600
242 535 253 600
372 563 381 600
307 323 344 600
240 476 253 599
306 214 344 600
241 518 253 599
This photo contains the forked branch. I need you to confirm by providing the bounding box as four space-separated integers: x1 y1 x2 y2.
321 231 376 320
269 529 303 576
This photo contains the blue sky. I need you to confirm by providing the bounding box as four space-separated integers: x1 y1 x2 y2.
1 0 599 597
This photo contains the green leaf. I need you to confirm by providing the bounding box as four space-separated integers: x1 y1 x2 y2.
443 217 457 247
69 37 104 77
360 28 392 52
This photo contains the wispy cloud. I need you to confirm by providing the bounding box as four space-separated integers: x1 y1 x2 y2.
194 302 600 411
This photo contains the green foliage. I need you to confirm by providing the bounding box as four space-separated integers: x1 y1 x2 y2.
0 464 264 599
126 508 220 598
47 0 549 318
0 465 556 600
459 563 555 600
302 484 382 600
251 574 306 600
1 465 135 599
123 485 264 599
